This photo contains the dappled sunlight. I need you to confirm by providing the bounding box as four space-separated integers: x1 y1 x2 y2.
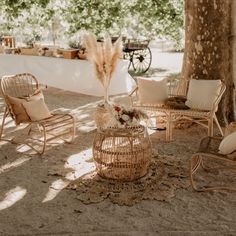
42 179 70 203
78 114 90 119
16 144 33 153
42 148 96 203
0 186 27 211
77 121 96 132
65 148 96 181
0 157 31 174
51 107 72 113
74 100 102 111
77 125 95 132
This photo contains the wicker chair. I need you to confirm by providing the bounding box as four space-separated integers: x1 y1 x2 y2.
0 73 76 155
189 136 236 191
129 80 226 141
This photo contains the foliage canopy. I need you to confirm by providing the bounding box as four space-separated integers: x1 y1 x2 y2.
0 0 183 47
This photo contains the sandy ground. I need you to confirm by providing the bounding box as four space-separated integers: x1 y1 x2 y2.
0 87 236 236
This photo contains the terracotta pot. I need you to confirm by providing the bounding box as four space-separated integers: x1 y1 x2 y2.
20 47 37 56
62 49 78 59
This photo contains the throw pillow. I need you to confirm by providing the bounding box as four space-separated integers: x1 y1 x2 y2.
219 132 236 155
185 79 222 111
5 95 31 125
5 90 46 124
137 78 168 105
164 96 189 110
22 98 52 121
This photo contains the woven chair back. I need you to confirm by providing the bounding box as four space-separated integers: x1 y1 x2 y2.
1 73 39 98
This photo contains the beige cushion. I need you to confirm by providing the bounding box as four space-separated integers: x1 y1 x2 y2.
185 79 222 110
22 98 52 121
137 78 168 105
219 132 236 155
5 90 46 124
23 90 44 101
5 95 30 125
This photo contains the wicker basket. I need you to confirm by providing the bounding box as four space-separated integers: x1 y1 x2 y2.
93 125 152 181
94 106 113 129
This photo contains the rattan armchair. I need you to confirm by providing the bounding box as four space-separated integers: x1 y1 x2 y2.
0 73 76 155
189 136 236 191
129 80 226 141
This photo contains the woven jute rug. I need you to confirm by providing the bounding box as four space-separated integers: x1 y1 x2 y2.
67 155 190 206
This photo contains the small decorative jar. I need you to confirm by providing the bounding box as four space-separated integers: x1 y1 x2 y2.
94 105 113 129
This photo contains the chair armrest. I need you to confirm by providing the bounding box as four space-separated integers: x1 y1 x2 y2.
211 83 226 112
198 136 223 153
39 84 48 90
129 86 138 107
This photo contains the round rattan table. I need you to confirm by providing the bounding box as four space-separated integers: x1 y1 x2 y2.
93 125 152 181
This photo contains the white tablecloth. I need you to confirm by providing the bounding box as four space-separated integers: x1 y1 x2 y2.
0 54 133 96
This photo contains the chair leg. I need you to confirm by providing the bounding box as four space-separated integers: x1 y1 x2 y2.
166 113 173 142
27 123 33 135
189 154 203 191
41 125 47 155
213 114 224 136
25 123 47 155
0 107 9 140
34 124 47 155
71 119 76 142
68 115 76 143
208 118 214 136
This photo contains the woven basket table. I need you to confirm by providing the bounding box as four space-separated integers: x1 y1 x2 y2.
93 125 152 181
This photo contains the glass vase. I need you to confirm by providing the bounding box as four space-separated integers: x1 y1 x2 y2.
104 83 109 104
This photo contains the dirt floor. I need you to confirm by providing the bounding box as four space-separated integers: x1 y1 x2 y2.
0 88 236 236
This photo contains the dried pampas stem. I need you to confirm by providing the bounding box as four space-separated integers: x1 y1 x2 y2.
83 32 123 103
110 36 123 79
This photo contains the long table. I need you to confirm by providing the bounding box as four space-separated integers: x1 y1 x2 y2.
0 54 133 96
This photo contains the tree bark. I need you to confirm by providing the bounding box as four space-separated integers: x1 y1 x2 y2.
182 0 235 125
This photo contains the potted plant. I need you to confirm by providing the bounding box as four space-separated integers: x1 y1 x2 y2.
61 39 82 59
69 40 87 60
20 34 41 56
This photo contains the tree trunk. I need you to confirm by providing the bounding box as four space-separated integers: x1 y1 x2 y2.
182 0 235 125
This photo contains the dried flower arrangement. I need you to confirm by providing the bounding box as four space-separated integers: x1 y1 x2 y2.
109 104 148 127
82 32 123 103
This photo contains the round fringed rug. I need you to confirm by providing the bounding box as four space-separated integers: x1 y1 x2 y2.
68 155 190 206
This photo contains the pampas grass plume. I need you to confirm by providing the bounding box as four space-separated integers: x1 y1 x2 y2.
83 32 123 90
